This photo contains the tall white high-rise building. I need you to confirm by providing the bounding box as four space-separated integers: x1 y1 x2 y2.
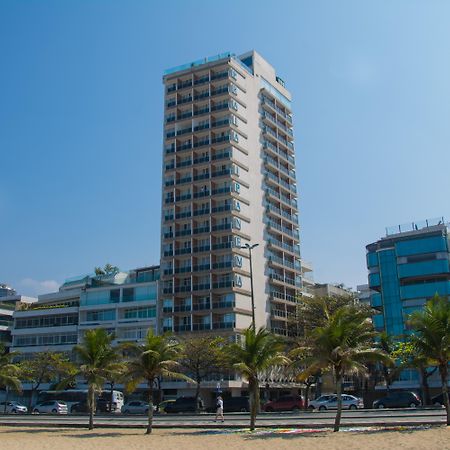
160 51 301 337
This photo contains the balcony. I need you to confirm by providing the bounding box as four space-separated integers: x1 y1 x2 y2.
211 135 231 144
175 211 191 219
192 283 210 291
192 264 211 272
211 118 231 129
193 245 211 253
192 323 211 331
212 322 235 329
176 176 192 185
212 242 232 250
174 285 192 293
175 229 192 237
212 261 232 270
265 186 297 208
270 291 296 303
193 173 210 181
193 190 210 199
193 302 211 311
212 281 233 289
175 194 192 202
211 102 230 112
267 221 300 239
194 107 210 117
174 266 192 274
211 205 232 213
193 139 210 149
266 203 298 223
193 156 210 164
212 301 235 309
212 150 232 161
174 324 191 332
194 75 210 85
193 226 210 234
211 186 232 196
177 160 192 168
173 304 192 312
174 247 192 255
211 223 232 232
193 208 210 217
268 238 300 255
178 96 192 105
211 169 233 178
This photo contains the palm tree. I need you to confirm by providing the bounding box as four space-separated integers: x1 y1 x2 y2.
409 294 450 425
0 344 22 412
60 329 122 430
292 306 391 432
226 327 289 431
123 330 191 435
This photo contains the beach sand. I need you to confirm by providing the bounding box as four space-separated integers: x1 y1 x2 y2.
0 426 448 450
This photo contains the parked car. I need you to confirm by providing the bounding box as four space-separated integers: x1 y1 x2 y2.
156 399 176 413
431 393 445 407
0 401 28 414
309 394 363 411
206 396 250 413
121 401 155 415
373 391 421 409
164 396 204 413
70 398 110 414
32 400 68 414
264 395 303 412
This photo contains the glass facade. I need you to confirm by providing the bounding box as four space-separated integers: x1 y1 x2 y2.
366 223 450 336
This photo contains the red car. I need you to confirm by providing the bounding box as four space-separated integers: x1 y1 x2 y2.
264 395 303 412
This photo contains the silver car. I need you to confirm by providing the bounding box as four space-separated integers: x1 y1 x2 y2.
121 401 153 415
0 401 28 414
32 400 68 414
309 394 364 410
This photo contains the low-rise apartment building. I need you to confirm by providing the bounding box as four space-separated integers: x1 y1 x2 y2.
11 266 159 359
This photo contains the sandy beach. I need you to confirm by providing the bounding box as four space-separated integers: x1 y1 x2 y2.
0 426 448 450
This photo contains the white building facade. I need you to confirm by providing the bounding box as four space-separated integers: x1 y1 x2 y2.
160 51 302 338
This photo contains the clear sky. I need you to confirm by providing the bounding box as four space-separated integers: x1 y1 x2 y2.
1 0 450 297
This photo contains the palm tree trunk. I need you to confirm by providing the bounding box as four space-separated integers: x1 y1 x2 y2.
146 383 154 435
420 367 431 406
28 387 35 414
109 381 114 413
304 384 310 411
438 363 449 426
249 379 258 431
88 384 95 430
4 387 9 414
195 377 201 413
334 373 343 432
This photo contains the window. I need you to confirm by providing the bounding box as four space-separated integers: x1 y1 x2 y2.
110 289 120 303
122 288 135 302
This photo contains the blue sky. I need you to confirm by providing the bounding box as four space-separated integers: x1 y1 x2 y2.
1 0 450 296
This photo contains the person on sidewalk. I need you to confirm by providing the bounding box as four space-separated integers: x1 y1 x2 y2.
214 396 224 422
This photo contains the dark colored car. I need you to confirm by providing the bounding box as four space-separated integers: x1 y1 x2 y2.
70 398 110 414
164 396 205 414
373 391 421 409
431 393 445 406
264 395 303 412
206 396 250 413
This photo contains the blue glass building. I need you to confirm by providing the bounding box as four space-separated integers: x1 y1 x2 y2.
366 217 450 336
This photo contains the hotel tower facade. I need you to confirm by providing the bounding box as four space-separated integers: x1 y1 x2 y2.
160 51 301 337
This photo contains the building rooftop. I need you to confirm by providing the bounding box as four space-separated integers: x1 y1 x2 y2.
163 51 253 77
385 216 446 237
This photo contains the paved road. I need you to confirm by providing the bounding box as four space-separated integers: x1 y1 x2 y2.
0 408 446 429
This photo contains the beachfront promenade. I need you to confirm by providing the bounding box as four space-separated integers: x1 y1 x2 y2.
0 408 446 429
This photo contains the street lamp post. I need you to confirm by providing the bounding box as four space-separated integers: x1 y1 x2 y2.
241 243 259 329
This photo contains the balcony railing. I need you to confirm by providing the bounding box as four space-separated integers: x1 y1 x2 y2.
212 322 235 329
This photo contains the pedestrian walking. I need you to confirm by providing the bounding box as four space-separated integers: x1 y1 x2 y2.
214 395 224 422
